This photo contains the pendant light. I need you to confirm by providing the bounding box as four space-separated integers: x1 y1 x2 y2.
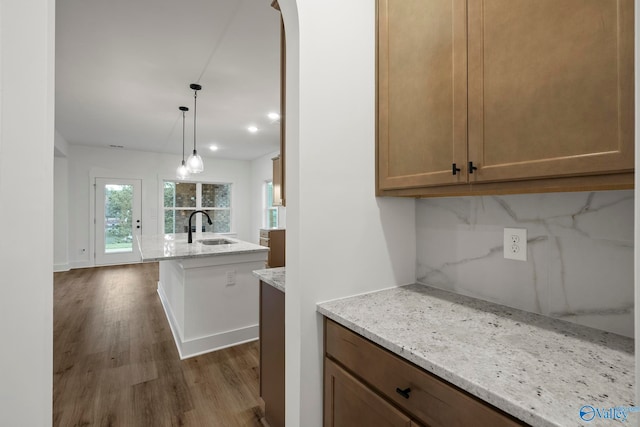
176 106 190 180
187 83 204 173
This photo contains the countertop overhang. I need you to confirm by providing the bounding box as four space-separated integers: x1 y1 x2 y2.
137 233 269 262
317 284 635 427
252 267 285 292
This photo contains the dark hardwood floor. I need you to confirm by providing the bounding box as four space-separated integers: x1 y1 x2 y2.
53 263 265 427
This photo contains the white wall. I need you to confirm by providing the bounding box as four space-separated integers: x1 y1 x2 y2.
54 129 69 157
54 155 70 271
0 0 54 425
279 1 417 425
67 145 252 268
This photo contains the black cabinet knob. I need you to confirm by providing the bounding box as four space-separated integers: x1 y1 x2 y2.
452 163 461 175
396 387 411 399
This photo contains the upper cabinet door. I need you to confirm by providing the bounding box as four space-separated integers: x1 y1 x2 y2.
377 0 468 190
467 0 634 183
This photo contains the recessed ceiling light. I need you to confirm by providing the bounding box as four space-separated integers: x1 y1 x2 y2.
248 126 258 133
268 112 280 120
209 145 219 152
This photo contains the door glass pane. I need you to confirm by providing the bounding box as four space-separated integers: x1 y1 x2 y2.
203 210 231 233
202 184 231 208
104 184 133 253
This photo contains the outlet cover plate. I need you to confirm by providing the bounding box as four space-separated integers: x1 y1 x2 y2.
504 228 527 261
226 270 236 286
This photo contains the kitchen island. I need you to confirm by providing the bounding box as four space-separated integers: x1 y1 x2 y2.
137 232 268 359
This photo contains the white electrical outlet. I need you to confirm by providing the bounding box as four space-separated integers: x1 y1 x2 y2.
504 228 527 261
226 270 236 286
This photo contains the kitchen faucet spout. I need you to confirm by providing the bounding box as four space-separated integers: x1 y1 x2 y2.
187 210 213 243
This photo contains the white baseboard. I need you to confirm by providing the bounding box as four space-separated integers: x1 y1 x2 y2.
156 283 258 360
53 263 70 272
70 260 92 270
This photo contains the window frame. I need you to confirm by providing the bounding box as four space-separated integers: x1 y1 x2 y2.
264 180 278 229
161 179 233 235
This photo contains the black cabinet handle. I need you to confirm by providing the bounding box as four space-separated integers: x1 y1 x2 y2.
469 161 478 174
396 387 411 399
452 163 461 175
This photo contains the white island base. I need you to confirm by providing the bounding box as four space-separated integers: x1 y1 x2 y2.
157 251 267 359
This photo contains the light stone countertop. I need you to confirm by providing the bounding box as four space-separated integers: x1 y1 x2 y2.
317 284 635 427
137 233 268 262
252 267 285 292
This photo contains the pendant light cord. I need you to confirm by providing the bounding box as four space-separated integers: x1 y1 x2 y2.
182 109 186 161
193 90 198 152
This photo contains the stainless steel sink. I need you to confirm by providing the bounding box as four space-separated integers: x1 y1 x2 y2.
198 238 235 246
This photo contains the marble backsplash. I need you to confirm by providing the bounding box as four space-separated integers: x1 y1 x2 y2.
416 190 634 337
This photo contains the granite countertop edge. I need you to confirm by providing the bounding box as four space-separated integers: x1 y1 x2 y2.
141 247 269 263
137 233 269 262
317 283 635 427
252 267 286 292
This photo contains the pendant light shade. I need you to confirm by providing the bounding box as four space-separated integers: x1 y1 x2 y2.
187 83 204 173
176 106 190 180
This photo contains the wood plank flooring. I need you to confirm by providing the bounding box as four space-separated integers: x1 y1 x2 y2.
53 263 266 427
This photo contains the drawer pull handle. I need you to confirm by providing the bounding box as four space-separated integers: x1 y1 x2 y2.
396 387 411 399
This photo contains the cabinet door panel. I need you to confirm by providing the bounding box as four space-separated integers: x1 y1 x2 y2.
378 0 468 190
324 358 412 427
260 282 285 427
468 0 634 182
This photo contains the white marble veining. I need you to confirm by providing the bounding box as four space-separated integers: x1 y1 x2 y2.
318 284 635 427
137 232 268 262
416 190 634 337
252 267 286 292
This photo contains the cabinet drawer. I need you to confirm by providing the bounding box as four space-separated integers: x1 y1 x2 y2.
325 319 523 427
260 229 270 239
260 237 270 247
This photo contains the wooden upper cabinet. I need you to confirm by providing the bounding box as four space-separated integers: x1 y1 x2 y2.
377 0 468 190
377 0 634 197
467 0 634 183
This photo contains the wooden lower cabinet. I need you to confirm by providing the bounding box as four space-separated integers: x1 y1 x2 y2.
259 229 285 268
260 281 285 427
323 318 525 427
324 358 416 427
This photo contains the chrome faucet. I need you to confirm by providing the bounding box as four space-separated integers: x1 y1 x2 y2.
188 210 213 243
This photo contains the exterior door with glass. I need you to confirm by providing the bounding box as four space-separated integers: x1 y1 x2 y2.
95 178 142 265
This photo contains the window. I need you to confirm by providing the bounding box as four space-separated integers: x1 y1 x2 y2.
164 181 232 233
265 181 278 229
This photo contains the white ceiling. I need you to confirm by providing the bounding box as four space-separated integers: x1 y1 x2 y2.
55 0 281 161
